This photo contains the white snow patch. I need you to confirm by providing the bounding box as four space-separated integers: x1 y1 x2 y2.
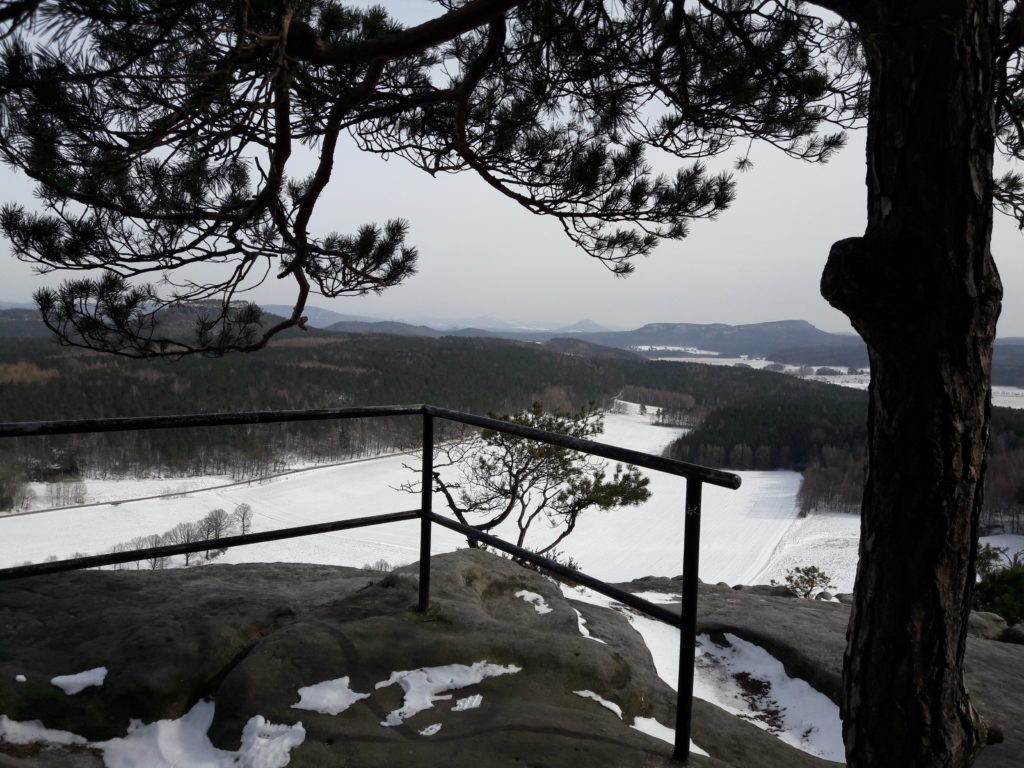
375 662 521 727
631 591 681 604
291 676 370 715
561 584 843 762
0 716 86 746
630 717 709 757
14 675 26 683
573 687 709 757
515 590 553 614
572 608 607 644
452 694 483 711
418 723 442 736
51 666 107 695
697 633 844 762
574 690 623 718
1 701 305 768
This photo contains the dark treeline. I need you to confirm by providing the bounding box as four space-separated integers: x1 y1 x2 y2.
2 334 1023 532
668 384 867 470
0 334 671 492
0 334 855 498
668 381 1024 533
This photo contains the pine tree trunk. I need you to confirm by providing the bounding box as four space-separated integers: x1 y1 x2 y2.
820 1 1003 765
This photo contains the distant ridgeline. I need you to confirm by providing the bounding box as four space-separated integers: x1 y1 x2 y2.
0 309 1021 533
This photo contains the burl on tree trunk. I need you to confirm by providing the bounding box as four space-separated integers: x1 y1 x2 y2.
821 1 1003 766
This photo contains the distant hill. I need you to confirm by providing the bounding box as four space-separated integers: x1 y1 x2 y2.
551 319 614 334
260 304 380 328
9 302 1024 389
571 320 847 357
540 337 645 361
325 320 441 337
0 308 53 339
0 305 338 345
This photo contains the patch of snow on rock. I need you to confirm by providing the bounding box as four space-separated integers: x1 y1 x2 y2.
452 694 482 711
2 701 305 768
574 690 623 718
630 716 709 757
235 715 307 768
0 716 87 746
515 589 553 614
697 633 844 762
14 674 25 683
572 608 607 644
375 661 521 727
418 723 442 736
561 584 843 762
630 591 681 604
291 676 370 715
50 666 108 695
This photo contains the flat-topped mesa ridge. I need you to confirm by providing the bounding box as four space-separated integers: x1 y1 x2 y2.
1 551 1022 767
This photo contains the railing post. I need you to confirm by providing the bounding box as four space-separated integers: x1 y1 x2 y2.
674 480 703 763
417 412 434 612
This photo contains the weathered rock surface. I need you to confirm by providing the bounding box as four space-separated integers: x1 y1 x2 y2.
615 575 1024 768
0 553 1020 767
969 611 1010 641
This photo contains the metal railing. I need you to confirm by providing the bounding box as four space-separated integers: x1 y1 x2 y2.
0 404 740 763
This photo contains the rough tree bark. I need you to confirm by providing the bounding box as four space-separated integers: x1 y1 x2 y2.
821 1 1003 765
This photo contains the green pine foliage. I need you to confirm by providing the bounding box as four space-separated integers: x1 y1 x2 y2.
975 567 1024 626
772 565 836 599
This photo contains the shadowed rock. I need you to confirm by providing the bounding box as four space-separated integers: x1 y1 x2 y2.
1 551 1020 767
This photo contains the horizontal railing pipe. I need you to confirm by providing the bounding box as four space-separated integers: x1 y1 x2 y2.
0 509 421 581
0 405 426 439
424 405 740 489
0 405 741 490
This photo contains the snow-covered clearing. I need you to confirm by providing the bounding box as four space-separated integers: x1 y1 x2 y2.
7 402 1018 598
0 405 808 588
751 512 861 593
984 533 1024 562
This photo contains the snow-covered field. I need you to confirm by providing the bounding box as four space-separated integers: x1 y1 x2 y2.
4 405 1022 592
0 406 806 588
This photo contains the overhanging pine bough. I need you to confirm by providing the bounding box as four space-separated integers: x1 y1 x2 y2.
0 0 851 356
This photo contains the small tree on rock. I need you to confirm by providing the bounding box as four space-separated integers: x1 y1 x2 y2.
404 402 650 559
773 565 836 599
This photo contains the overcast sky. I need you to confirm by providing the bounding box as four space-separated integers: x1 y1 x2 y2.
3 2 1024 335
